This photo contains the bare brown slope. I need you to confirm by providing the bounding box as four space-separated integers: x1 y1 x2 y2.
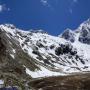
29 73 90 90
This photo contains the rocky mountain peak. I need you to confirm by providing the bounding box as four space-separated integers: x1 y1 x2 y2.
78 18 90 31
59 28 75 42
0 24 16 30
77 19 90 44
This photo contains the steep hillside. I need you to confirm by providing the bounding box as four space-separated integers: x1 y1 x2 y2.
0 19 90 89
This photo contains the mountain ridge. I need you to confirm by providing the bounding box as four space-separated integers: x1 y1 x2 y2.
0 19 90 89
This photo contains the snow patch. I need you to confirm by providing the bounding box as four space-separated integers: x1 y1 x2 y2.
26 66 65 78
10 54 15 59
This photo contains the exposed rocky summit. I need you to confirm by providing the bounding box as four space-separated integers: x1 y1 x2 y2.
60 29 75 42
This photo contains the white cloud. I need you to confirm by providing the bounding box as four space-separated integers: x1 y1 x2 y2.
0 4 10 13
40 0 51 7
73 0 78 3
40 0 78 13
69 0 79 14
40 0 54 10
40 0 48 5
0 5 3 12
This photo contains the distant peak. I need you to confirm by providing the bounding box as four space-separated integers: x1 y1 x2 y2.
86 18 90 23
30 29 48 34
59 28 75 42
78 18 90 30
4 24 16 29
0 24 16 30
64 28 73 33
59 28 73 37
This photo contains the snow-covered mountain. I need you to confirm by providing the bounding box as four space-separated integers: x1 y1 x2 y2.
0 19 90 81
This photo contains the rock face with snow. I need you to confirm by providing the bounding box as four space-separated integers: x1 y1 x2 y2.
60 29 75 42
0 19 90 89
78 19 90 44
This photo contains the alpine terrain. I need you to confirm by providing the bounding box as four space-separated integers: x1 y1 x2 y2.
0 19 90 90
